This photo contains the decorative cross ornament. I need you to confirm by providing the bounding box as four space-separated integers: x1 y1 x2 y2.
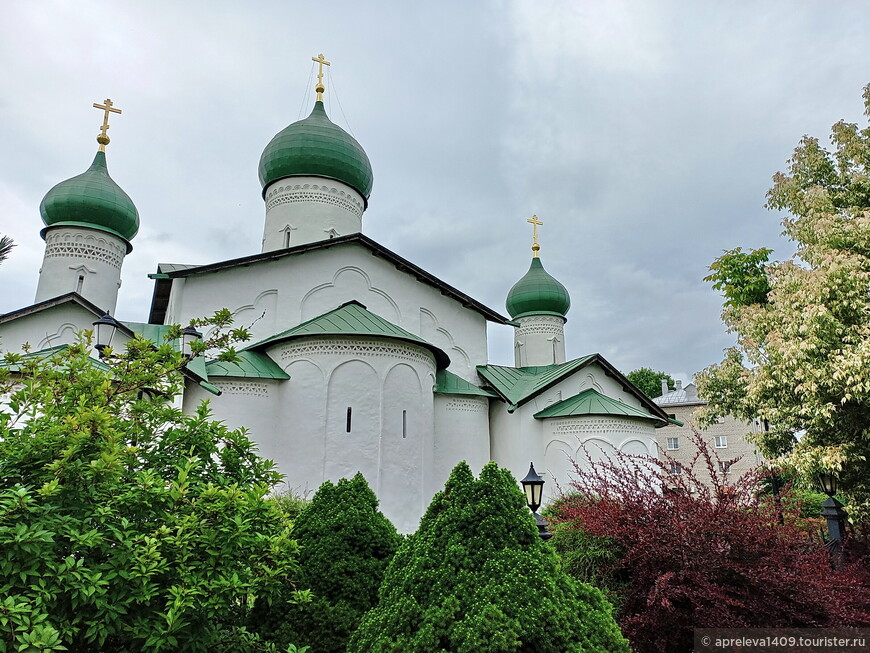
312 53 331 102
93 98 122 151
527 214 543 257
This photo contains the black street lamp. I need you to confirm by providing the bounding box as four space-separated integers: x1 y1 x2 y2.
181 325 203 358
92 313 122 357
818 471 848 568
521 462 552 541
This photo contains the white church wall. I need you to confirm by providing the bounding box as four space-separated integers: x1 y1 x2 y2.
432 394 491 491
489 362 659 506
0 304 113 353
262 176 365 251
261 336 437 533
165 243 489 382
35 228 127 314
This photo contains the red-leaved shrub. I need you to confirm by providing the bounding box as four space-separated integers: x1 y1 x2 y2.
550 433 870 652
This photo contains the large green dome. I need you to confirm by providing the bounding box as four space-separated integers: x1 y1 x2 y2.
258 101 373 201
506 257 571 319
39 150 139 246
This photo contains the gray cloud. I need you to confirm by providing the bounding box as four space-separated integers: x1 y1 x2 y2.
1 0 867 383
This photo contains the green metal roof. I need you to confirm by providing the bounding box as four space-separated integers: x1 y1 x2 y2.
505 257 571 319
120 322 222 396
476 356 595 408
435 369 498 397
122 322 174 344
40 150 139 246
206 350 289 379
245 300 449 369
0 345 110 372
533 388 665 424
259 101 373 200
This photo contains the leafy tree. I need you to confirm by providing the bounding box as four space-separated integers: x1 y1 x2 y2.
698 83 870 524
551 435 870 653
0 322 304 653
347 461 629 653
704 247 773 307
253 473 400 653
624 368 674 399
0 235 13 265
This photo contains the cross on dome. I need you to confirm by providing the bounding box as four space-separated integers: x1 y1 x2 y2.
527 214 543 257
312 52 331 102
93 98 122 152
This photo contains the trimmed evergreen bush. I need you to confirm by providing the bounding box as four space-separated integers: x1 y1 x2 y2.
253 473 400 653
347 461 629 653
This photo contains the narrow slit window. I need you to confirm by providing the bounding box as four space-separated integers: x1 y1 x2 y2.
402 410 407 439
284 230 291 248
346 407 352 433
76 274 84 294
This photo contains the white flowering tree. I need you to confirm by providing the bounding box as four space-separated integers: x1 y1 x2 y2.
698 84 870 525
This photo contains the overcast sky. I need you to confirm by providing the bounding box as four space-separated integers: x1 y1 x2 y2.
2 0 869 384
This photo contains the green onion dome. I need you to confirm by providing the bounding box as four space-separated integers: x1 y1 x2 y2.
258 101 373 202
506 257 571 319
39 150 139 246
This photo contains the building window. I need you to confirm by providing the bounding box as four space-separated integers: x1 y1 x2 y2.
715 436 728 449
402 410 407 439
669 462 683 475
667 437 680 451
667 413 676 421
346 407 352 433
718 461 732 474
76 274 84 294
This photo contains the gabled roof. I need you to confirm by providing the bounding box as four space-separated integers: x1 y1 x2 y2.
245 300 450 369
435 369 498 397
1 292 109 325
477 353 671 424
534 388 667 425
206 350 290 380
476 356 596 407
146 234 511 326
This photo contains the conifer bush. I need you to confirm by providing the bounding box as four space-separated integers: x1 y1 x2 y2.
253 473 401 653
347 461 629 653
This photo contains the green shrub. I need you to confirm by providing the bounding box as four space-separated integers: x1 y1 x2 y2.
347 461 629 653
253 473 400 653
0 330 302 652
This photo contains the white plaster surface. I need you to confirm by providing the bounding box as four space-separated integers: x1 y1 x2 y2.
261 177 365 252
35 227 127 314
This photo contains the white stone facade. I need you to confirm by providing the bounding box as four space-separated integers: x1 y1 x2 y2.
513 314 566 366
35 227 128 313
261 176 365 251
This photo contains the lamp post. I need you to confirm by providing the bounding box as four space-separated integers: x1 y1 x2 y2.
818 471 848 568
181 325 203 359
521 462 552 541
92 313 122 357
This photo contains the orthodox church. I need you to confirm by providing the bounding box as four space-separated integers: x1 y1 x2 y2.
0 59 670 532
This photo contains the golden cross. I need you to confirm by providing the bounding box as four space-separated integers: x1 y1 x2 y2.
312 53 331 102
93 98 122 151
527 214 543 257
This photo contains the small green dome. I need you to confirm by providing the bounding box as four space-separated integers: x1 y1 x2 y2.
506 257 571 319
258 101 373 201
39 150 139 246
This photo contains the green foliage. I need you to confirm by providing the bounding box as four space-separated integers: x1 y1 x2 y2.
0 235 13 266
348 462 629 653
698 83 870 526
268 488 310 522
704 247 773 307
624 368 674 399
0 325 303 652
254 473 400 653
